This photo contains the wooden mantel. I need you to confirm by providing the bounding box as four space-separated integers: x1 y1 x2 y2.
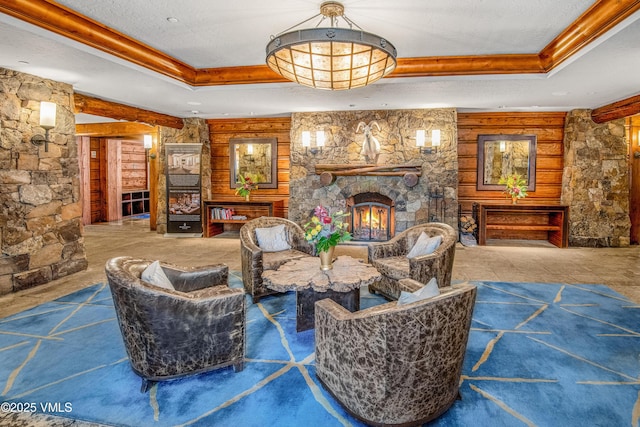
315 164 422 187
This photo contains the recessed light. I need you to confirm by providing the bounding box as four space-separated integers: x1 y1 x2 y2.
166 17 179 23
18 60 29 65
191 110 199 114
380 103 388 107
187 101 201 106
349 104 356 108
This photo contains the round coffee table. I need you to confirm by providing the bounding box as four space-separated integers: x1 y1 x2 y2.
261 255 381 331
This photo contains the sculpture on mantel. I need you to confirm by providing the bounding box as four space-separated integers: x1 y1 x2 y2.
356 121 381 164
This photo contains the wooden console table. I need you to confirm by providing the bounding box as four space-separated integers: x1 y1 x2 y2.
203 199 285 237
474 203 569 248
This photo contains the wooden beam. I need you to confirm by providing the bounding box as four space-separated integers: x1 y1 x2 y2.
591 94 640 123
74 94 184 129
75 122 157 137
2 0 639 86
0 0 196 84
392 54 544 78
539 0 640 71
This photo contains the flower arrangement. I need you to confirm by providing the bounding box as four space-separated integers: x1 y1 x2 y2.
235 173 259 198
498 174 528 201
304 205 352 252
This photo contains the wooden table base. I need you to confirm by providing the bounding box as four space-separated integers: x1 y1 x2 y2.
296 288 360 332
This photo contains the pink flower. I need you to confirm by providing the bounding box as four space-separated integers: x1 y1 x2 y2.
322 216 332 224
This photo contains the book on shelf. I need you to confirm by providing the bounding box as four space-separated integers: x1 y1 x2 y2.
210 207 236 220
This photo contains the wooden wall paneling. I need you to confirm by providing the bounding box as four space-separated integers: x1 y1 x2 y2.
207 117 291 214
457 112 566 214
105 139 122 221
77 136 91 225
120 140 148 191
628 116 640 244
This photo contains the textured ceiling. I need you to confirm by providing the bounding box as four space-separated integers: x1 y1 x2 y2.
1 0 639 121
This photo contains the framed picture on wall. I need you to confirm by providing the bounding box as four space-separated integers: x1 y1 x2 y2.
476 134 537 191
229 138 278 189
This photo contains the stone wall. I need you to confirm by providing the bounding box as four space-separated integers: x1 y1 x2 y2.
289 109 458 233
156 118 211 234
0 68 87 295
562 110 630 247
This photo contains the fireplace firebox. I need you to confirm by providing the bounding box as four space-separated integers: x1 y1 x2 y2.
346 193 395 241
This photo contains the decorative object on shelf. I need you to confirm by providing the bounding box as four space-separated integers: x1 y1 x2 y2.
356 121 381 164
304 205 351 270
235 173 259 200
498 174 528 203
266 1 396 90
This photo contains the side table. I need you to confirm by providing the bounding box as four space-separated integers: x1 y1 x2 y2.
262 255 381 331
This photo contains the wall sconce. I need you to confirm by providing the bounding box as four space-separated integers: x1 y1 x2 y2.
31 101 56 152
247 143 254 155
143 134 157 159
301 130 324 154
416 129 441 154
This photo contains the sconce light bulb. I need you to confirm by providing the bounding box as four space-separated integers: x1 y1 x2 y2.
302 131 311 147
415 129 425 147
316 130 325 147
432 129 441 147
499 141 506 152
39 101 56 129
143 134 153 149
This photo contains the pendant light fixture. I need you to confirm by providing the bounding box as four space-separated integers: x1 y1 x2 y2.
266 1 397 90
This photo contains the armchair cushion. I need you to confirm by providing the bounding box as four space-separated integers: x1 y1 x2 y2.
407 232 442 258
398 277 439 305
141 260 174 290
255 224 291 252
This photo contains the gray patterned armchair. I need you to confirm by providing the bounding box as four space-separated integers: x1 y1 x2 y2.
240 217 314 303
105 256 245 392
315 280 477 426
368 222 457 300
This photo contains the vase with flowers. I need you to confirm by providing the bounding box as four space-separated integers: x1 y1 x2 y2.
304 205 352 270
235 173 259 201
498 173 528 204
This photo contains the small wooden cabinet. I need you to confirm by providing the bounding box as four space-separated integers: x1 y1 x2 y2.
122 190 150 217
474 203 569 248
203 199 285 237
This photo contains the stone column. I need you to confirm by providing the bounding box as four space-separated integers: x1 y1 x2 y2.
0 68 87 295
562 110 630 247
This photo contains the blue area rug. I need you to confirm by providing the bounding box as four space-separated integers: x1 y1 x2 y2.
1 275 639 426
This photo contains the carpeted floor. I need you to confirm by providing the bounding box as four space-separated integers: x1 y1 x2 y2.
1 273 639 427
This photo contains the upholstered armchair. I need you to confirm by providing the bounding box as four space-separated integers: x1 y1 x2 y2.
105 256 245 392
315 281 477 426
240 217 314 303
368 222 457 300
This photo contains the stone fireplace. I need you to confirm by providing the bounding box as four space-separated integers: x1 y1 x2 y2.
288 109 459 233
347 193 395 241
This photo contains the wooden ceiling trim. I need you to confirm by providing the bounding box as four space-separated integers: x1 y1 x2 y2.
539 0 640 71
75 122 157 137
592 94 640 123
392 54 544 77
2 0 639 87
74 93 184 129
0 0 196 83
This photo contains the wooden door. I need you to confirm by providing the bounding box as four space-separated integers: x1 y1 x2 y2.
628 117 640 244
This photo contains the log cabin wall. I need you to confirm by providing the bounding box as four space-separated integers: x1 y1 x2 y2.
207 117 291 215
120 140 147 191
457 112 566 214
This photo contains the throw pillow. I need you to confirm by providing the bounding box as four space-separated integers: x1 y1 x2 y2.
255 224 291 252
397 277 440 305
141 260 174 290
407 232 442 258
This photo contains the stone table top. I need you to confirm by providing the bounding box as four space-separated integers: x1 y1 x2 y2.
262 255 381 293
